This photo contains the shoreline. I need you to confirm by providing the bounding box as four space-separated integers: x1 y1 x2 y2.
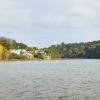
0 58 100 62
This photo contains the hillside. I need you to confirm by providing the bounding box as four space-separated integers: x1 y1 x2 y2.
0 36 100 59
0 36 27 49
43 40 100 59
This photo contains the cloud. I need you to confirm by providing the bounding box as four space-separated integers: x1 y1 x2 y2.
0 0 32 31
0 0 100 31
31 16 66 29
27 0 99 30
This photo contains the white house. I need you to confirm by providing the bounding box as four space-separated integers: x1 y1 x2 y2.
10 49 26 55
10 49 34 59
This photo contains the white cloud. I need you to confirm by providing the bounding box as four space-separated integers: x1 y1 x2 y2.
0 0 32 30
31 16 66 28
0 0 100 31
28 0 99 29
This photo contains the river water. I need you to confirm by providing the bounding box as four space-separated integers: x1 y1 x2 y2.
0 59 100 100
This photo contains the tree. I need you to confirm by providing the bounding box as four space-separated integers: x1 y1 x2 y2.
0 44 8 60
95 45 100 58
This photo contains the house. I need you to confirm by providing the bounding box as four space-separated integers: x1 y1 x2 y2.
23 51 33 60
36 50 51 60
10 49 34 60
10 49 26 55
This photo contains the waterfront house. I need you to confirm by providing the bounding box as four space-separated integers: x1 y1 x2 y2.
10 49 26 55
10 49 34 59
36 51 51 60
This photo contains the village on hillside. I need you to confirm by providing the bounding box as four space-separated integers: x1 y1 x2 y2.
0 36 100 60
0 37 51 60
0 44 51 60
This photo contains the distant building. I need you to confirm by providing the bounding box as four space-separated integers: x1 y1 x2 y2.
23 51 33 60
10 49 26 55
36 50 51 60
10 49 34 59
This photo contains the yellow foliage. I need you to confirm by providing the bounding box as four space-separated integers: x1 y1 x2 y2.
0 44 8 60
43 55 51 60
0 44 4 54
0 44 3 49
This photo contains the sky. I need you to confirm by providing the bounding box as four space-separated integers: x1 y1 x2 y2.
0 0 100 48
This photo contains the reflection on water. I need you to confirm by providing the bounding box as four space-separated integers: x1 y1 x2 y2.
0 59 100 100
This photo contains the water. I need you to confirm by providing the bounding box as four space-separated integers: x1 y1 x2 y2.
0 59 100 100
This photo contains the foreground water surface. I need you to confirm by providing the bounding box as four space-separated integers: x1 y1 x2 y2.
0 59 100 100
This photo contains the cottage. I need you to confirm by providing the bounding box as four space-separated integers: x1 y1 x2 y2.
10 49 34 60
36 51 51 60
10 49 26 55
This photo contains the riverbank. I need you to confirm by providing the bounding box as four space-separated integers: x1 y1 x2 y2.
0 58 100 62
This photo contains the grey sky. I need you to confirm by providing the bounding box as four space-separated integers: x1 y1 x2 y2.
0 0 100 47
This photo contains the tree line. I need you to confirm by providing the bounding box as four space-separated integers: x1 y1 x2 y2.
43 41 100 59
0 36 100 60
